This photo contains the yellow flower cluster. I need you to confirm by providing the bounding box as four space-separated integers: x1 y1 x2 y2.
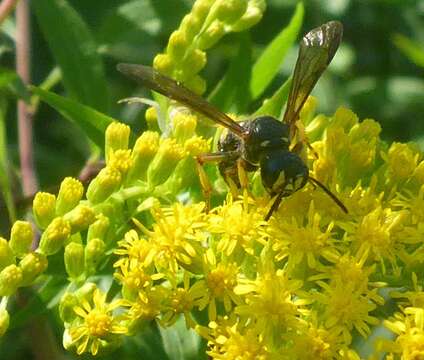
108 99 423 359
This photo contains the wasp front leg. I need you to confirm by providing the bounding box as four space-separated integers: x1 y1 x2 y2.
196 151 238 212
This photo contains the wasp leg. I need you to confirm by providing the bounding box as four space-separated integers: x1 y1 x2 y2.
293 121 318 159
196 152 236 212
236 159 250 193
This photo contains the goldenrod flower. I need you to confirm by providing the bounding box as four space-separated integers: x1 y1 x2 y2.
138 203 207 274
266 202 339 272
114 259 163 301
125 287 166 328
160 272 204 328
235 266 309 347
65 288 128 356
198 316 272 360
114 229 156 270
195 248 242 321
377 306 424 359
208 194 266 257
314 278 380 344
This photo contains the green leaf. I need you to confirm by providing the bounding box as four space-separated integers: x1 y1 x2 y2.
393 33 424 68
33 0 110 112
249 2 304 100
160 316 206 360
0 98 16 224
0 68 31 102
31 86 117 149
208 33 252 114
254 76 292 118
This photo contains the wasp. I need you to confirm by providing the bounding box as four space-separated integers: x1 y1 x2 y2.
117 20 348 220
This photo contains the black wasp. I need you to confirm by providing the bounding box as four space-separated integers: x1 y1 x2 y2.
117 21 348 220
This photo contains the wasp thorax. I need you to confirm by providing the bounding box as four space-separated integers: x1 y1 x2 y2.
260 150 308 195
243 116 290 165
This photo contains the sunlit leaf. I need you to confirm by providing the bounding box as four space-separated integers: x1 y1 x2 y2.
31 86 117 149
33 0 110 112
249 2 304 100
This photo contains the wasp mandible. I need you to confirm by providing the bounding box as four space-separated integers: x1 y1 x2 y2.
117 21 348 220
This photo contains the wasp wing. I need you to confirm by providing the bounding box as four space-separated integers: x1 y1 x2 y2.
282 21 343 134
117 63 246 138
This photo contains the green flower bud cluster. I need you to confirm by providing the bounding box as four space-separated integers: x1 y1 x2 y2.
153 0 265 95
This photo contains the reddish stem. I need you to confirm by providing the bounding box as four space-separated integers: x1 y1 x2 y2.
16 0 37 196
0 0 19 25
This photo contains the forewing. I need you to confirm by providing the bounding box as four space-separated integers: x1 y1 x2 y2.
282 21 343 132
117 63 246 138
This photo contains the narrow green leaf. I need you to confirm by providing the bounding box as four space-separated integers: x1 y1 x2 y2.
31 86 117 149
208 33 252 113
0 98 16 224
249 2 304 100
0 68 31 102
254 76 292 118
33 0 110 112
393 34 424 68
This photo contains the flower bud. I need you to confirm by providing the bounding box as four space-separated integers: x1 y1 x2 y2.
59 292 78 323
19 252 48 286
387 143 418 180
172 112 197 143
145 107 160 131
214 0 247 23
167 30 188 60
87 214 110 242
33 192 56 229
64 242 85 279
0 264 23 296
197 20 225 50
128 131 160 182
105 122 131 163
85 238 106 273
0 308 9 337
108 149 133 176
180 14 202 42
192 0 214 20
86 166 122 204
153 54 174 77
332 106 358 131
231 0 265 32
56 177 84 215
147 138 185 187
9 221 34 257
184 75 206 95
63 205 96 234
181 49 206 76
0 238 14 270
39 217 71 255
